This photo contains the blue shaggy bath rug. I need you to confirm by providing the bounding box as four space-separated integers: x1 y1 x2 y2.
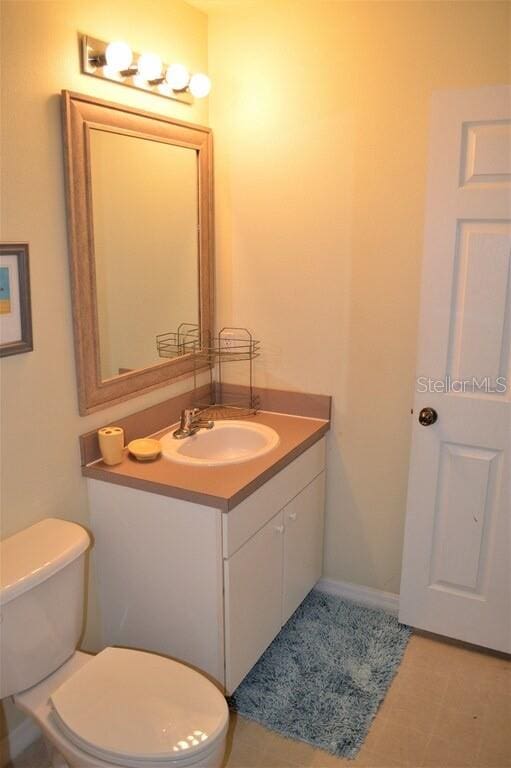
228 589 411 758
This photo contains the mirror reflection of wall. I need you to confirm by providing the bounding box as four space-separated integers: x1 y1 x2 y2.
89 129 199 381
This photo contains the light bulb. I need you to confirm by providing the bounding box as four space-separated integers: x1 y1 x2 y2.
165 63 190 91
105 41 133 71
189 73 211 98
137 52 162 81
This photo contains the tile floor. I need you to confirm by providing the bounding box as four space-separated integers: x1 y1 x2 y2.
6 633 510 768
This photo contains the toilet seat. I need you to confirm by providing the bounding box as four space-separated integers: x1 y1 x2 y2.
49 647 228 767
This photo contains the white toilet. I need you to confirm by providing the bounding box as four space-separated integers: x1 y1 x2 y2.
0 518 229 768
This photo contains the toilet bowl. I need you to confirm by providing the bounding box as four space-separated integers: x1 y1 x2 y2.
0 519 228 768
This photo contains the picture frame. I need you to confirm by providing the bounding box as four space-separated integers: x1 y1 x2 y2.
0 243 33 357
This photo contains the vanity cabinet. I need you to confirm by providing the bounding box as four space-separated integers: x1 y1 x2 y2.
87 437 325 694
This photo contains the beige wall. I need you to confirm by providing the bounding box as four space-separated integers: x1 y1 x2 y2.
0 0 207 749
207 0 510 593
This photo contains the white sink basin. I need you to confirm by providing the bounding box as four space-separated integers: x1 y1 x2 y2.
160 420 280 466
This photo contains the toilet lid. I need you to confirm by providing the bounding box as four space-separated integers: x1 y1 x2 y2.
50 647 228 765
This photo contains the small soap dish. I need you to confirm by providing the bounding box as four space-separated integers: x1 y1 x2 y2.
127 438 162 462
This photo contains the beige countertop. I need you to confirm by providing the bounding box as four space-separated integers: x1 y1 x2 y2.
82 411 329 511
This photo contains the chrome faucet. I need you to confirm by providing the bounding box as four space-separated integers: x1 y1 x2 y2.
173 408 214 439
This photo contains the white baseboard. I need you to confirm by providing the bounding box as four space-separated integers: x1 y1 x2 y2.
316 577 400 616
0 717 41 768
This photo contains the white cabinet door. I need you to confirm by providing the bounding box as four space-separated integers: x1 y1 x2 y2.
224 510 284 693
400 86 511 653
282 473 325 624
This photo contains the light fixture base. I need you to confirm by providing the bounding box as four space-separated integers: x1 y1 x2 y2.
80 35 194 106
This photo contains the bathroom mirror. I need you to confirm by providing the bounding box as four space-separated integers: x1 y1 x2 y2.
62 91 213 415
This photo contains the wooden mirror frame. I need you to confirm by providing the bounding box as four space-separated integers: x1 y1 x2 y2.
61 91 213 415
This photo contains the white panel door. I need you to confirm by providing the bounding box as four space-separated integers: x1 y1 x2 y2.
399 86 511 653
224 510 284 693
282 473 325 624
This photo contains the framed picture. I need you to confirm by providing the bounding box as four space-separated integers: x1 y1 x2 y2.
0 243 33 357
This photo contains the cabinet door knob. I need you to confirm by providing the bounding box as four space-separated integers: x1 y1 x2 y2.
288 512 297 521
274 524 284 534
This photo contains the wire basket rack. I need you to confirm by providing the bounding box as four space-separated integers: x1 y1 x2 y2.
156 323 200 358
156 324 260 419
196 327 260 419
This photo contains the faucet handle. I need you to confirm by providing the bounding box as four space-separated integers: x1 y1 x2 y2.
173 407 213 439
180 408 195 430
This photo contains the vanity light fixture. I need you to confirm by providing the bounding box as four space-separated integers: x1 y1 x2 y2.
81 35 211 105
136 52 163 82
104 41 133 72
166 63 191 91
189 73 211 99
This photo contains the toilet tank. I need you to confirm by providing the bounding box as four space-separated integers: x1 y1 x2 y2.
0 518 90 698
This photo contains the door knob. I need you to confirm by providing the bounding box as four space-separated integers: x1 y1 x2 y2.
418 407 438 426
